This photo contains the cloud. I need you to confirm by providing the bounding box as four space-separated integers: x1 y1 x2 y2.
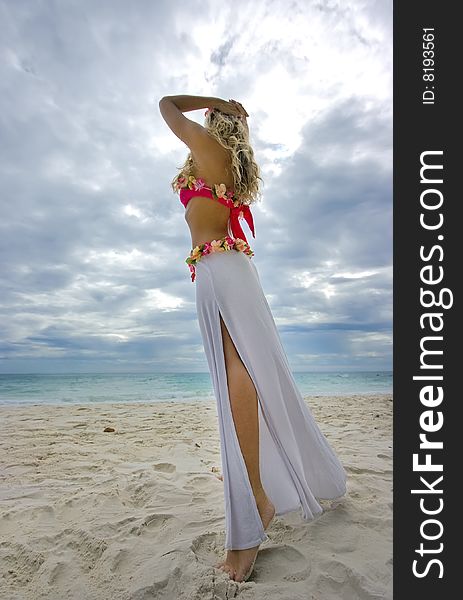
0 0 392 373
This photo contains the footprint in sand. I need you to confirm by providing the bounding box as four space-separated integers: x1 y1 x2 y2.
152 462 176 473
189 531 224 564
251 545 310 583
126 480 158 508
317 559 388 599
108 547 131 573
377 453 392 460
1 541 46 586
184 474 218 491
130 513 176 537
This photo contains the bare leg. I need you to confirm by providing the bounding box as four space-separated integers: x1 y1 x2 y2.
215 314 276 582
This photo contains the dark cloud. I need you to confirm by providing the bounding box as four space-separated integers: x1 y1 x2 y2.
211 38 235 67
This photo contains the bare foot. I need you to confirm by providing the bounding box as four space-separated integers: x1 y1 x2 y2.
217 544 260 582
215 493 276 581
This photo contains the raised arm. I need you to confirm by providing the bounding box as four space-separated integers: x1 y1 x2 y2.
158 95 248 148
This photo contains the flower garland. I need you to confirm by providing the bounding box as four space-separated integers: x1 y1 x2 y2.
185 235 254 282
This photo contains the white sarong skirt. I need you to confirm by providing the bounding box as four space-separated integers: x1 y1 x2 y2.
194 249 347 550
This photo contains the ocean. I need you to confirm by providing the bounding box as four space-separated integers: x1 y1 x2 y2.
0 371 392 406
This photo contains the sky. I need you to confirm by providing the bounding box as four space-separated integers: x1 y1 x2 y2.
0 0 392 374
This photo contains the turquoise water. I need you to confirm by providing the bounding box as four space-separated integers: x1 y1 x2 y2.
0 372 392 406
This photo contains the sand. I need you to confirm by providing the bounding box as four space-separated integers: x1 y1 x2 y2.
0 394 392 600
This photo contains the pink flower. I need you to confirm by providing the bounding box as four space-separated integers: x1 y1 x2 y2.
194 177 206 191
189 264 196 282
202 242 212 254
175 177 187 191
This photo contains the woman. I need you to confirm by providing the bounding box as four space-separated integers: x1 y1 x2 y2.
159 94 347 583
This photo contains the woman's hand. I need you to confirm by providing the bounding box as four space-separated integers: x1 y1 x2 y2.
229 99 249 117
213 99 249 118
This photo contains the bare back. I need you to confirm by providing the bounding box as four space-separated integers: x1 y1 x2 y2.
158 96 250 249
185 135 236 248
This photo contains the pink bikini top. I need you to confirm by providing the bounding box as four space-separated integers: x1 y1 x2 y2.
175 175 255 245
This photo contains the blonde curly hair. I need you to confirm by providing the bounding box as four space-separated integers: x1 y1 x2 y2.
171 109 263 205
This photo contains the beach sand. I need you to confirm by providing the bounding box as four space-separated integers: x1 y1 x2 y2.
0 394 392 599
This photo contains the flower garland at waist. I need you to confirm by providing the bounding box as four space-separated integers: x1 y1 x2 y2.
186 235 254 282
